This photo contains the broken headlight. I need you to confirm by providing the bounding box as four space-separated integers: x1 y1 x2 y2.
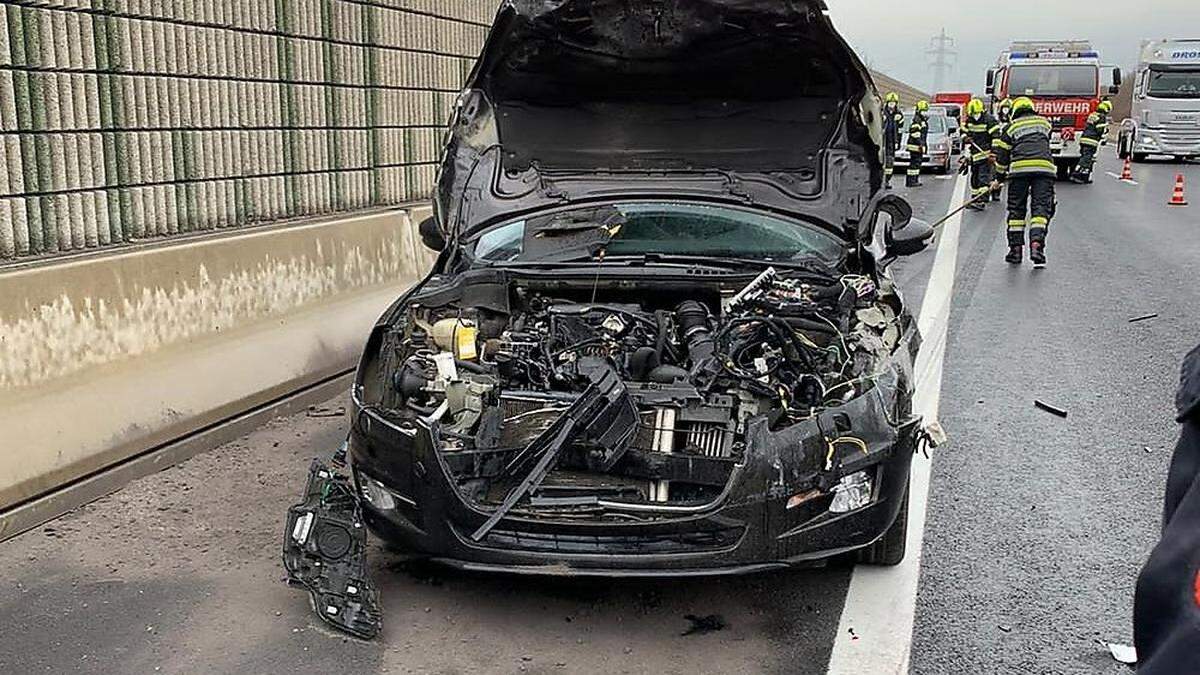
828 471 874 514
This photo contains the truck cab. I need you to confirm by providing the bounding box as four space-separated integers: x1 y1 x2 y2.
1118 40 1200 162
987 41 1122 178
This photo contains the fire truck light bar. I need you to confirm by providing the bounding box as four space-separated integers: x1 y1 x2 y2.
1011 51 1099 59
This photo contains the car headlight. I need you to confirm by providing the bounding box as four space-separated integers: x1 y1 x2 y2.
829 471 875 514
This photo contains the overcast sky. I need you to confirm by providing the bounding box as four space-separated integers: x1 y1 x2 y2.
825 1 1200 93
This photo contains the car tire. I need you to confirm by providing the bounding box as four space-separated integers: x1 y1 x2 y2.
855 484 910 566
1133 153 1149 163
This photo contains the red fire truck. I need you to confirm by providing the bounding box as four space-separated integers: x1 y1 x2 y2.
987 41 1122 178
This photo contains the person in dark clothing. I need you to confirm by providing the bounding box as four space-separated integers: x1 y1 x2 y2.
963 98 1000 210
882 92 905 189
905 100 930 188
1072 99 1113 184
1134 344 1200 674
992 97 1056 268
990 98 1014 202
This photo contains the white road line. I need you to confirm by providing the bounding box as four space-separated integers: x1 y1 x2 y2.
826 172 969 675
1105 171 1139 185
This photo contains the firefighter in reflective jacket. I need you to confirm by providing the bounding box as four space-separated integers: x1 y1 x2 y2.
905 100 930 188
882 92 905 189
963 98 1000 210
990 98 1014 201
992 97 1056 267
1071 99 1113 184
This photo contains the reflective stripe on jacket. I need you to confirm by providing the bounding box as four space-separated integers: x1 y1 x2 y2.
964 112 999 162
993 110 1056 178
906 112 928 152
883 104 905 149
1081 110 1110 144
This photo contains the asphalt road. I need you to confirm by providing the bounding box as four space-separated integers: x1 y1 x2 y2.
0 153 1194 674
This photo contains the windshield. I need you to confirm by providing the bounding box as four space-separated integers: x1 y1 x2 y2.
469 202 845 266
1147 68 1200 98
1008 64 1098 96
903 115 948 134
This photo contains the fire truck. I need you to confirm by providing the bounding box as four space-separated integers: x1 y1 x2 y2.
987 41 1122 178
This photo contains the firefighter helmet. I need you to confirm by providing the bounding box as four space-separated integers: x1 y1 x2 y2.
885 92 900 104
1012 97 1036 114
967 98 986 116
1098 100 1113 114
916 100 930 112
999 97 1013 110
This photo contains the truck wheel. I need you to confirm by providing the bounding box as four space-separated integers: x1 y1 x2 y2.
1133 153 1149 163
855 484 910 566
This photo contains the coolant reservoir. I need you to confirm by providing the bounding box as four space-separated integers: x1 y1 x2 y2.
431 318 479 361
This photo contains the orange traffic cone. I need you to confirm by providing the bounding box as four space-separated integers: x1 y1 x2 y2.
1120 159 1133 181
1169 174 1188 206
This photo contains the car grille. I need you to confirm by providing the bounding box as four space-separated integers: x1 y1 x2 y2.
1158 128 1200 143
473 524 745 555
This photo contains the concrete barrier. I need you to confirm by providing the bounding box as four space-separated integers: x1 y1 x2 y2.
0 206 437 515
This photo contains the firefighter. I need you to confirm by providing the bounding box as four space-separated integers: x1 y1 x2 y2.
882 92 905 189
990 98 1014 201
1071 99 1113 184
995 97 1014 125
992 97 1056 267
963 98 999 210
905 100 930 188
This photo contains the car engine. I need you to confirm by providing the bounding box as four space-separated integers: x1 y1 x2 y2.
365 268 905 523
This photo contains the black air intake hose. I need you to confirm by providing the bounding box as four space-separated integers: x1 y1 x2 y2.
676 301 716 365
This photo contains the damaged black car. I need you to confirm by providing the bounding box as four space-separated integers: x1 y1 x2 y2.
284 0 936 638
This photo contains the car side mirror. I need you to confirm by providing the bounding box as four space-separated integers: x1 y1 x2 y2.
887 216 935 258
418 215 446 252
863 193 934 268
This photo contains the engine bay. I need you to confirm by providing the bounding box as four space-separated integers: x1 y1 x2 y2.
365 268 906 533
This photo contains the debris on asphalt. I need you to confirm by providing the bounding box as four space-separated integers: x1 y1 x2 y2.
682 614 727 636
998 624 1012 633
1034 400 1069 418
1099 640 1138 665
1128 313 1159 324
924 421 949 448
306 405 346 418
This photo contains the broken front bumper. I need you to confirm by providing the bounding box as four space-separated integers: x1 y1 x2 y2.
347 387 921 577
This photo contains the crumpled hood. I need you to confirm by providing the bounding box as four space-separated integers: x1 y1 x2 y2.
435 0 884 241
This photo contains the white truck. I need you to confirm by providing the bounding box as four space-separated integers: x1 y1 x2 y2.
1118 40 1200 162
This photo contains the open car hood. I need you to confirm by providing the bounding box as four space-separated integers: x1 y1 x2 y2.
435 0 886 242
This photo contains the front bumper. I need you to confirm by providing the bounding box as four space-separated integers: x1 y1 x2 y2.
1050 136 1080 161
348 390 920 576
895 150 950 171
1133 127 1200 156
